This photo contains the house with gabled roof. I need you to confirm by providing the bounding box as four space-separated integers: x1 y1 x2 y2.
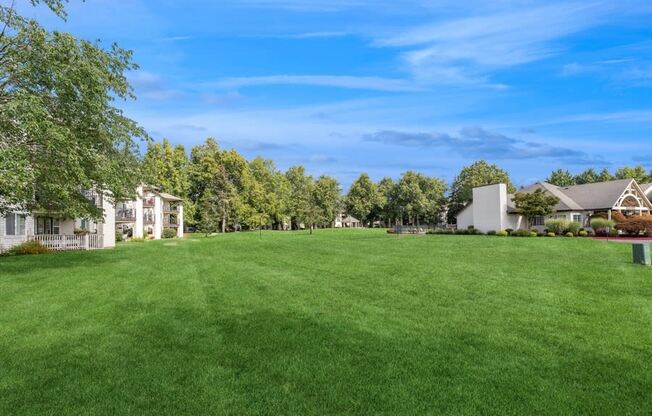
456 179 652 232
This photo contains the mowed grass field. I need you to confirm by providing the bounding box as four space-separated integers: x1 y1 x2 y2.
1 230 651 415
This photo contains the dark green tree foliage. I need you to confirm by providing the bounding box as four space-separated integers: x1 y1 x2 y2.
249 157 290 230
597 168 613 183
547 169 575 187
448 161 514 223
614 166 649 182
142 139 194 224
313 175 341 227
513 189 560 227
574 168 599 185
345 173 381 227
0 1 147 218
374 177 395 227
285 166 313 230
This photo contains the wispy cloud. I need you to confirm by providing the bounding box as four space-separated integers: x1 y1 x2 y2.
128 70 181 101
375 2 615 86
552 110 652 124
157 36 193 42
363 126 602 164
281 31 349 39
211 75 423 92
231 0 375 12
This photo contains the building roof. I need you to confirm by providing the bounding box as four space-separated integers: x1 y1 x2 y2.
342 215 360 223
158 192 184 202
507 178 646 213
642 183 652 194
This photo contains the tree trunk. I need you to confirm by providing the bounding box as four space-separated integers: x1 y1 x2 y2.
221 217 226 233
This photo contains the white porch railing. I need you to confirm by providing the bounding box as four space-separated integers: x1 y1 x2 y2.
28 234 104 251
88 234 103 249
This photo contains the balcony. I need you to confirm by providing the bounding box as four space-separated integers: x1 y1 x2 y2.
143 214 155 224
115 209 136 222
143 197 155 207
163 216 179 227
163 203 179 212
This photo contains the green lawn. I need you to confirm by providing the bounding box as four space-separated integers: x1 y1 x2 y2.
1 230 651 415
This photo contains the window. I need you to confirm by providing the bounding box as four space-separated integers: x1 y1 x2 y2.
5 214 15 235
16 215 25 235
5 214 26 236
532 216 545 226
35 217 60 235
572 214 582 223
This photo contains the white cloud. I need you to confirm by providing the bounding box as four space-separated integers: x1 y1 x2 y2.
376 2 616 85
128 70 181 101
553 110 652 124
283 31 350 39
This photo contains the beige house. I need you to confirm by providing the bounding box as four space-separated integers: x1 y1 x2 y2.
457 179 652 232
0 190 116 252
333 213 362 228
115 185 184 240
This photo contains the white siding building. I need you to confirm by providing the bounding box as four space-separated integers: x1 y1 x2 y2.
1 185 184 253
0 191 115 252
115 185 184 240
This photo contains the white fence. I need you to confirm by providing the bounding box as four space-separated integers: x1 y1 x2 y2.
28 234 103 251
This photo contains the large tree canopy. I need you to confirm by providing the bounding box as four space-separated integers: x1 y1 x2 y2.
345 173 381 227
0 1 147 218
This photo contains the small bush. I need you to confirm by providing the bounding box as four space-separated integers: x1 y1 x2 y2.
162 228 177 239
609 228 619 237
530 231 538 237
74 227 89 235
590 218 615 236
8 240 49 256
565 221 581 236
512 229 534 237
115 233 123 243
496 230 509 237
578 230 589 237
546 232 556 237
455 228 482 235
565 232 575 237
486 230 497 235
130 237 146 243
545 219 569 235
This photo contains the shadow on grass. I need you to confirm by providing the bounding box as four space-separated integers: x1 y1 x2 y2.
2 307 647 415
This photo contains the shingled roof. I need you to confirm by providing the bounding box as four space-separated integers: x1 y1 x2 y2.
508 178 650 212
641 183 652 195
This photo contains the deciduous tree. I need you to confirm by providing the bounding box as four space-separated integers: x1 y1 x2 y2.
0 1 148 218
345 173 381 227
513 189 559 228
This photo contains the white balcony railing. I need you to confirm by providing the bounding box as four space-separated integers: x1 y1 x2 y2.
28 234 104 251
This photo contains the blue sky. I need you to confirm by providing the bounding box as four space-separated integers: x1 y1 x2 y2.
23 0 652 188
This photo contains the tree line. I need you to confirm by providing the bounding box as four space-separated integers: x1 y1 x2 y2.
546 167 652 187
141 138 451 232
